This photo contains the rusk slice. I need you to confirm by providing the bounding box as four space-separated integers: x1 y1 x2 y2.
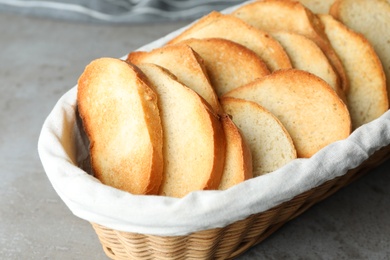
232 0 349 94
167 11 292 72
330 0 390 104
297 0 336 14
319 14 388 129
127 44 221 113
181 38 270 96
224 69 351 158
221 97 296 176
137 63 226 198
271 31 344 101
77 58 163 195
218 114 253 190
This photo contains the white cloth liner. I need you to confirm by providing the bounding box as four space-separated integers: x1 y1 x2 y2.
38 0 390 236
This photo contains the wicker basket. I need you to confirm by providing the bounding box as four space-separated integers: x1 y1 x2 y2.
90 144 390 260
36 1 390 258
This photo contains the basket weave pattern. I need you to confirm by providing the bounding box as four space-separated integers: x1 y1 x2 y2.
91 144 390 259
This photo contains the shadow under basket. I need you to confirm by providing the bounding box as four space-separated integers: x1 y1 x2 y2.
91 144 390 260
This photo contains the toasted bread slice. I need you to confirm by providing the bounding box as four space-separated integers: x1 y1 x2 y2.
137 63 226 198
181 38 270 96
221 97 296 177
224 69 351 158
297 0 336 14
319 14 388 129
218 114 253 190
167 11 292 72
127 44 221 113
330 0 390 104
77 58 163 195
271 31 344 101
232 0 349 94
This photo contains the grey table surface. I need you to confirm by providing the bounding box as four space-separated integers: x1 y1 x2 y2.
1 10 390 260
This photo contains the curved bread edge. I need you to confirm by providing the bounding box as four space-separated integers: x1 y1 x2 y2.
77 57 163 195
137 63 226 198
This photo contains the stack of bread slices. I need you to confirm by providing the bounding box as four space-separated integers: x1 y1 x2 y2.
77 0 389 198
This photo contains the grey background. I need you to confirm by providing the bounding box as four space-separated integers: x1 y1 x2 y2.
0 0 246 23
1 1 390 259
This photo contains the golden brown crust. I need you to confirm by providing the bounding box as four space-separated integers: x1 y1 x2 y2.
136 63 226 198
77 58 164 195
221 97 297 176
224 69 351 158
127 44 221 114
329 0 342 16
330 0 390 105
319 14 389 129
232 0 349 94
167 11 292 72
271 31 345 102
218 114 253 190
180 38 270 96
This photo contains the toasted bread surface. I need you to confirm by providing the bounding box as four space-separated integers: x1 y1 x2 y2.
224 69 351 158
181 38 270 96
330 0 390 104
232 0 349 94
218 114 253 190
271 31 344 100
127 44 221 113
137 63 226 198
77 58 163 195
221 97 296 176
319 14 388 129
167 11 292 72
